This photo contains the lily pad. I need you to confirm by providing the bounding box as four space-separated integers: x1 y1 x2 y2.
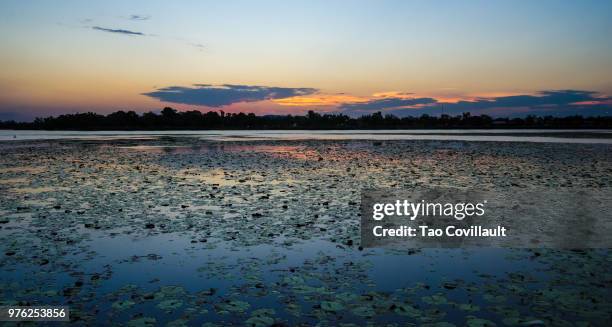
458 303 480 312
215 300 250 313
423 294 448 305
112 300 135 311
126 317 156 327
320 301 344 312
157 299 183 311
351 306 375 317
466 316 497 327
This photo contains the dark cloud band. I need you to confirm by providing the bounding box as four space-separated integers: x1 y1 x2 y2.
92 26 144 36
143 84 318 107
129 15 150 21
340 90 611 117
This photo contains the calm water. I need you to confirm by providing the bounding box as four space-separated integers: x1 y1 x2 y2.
1 129 612 143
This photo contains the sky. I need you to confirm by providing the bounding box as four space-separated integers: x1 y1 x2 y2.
0 0 611 121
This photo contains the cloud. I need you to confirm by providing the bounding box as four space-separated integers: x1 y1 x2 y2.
338 90 611 117
92 26 144 36
442 90 603 111
339 97 437 113
87 21 207 51
143 84 318 107
189 43 206 51
142 85 609 117
129 15 150 21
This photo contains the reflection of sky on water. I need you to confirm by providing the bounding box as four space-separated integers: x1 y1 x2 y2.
70 234 546 323
84 233 547 291
2 227 554 325
2 129 612 143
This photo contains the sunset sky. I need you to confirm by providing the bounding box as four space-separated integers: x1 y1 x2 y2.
1 0 611 121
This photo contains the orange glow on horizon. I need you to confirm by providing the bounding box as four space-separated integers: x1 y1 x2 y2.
272 91 511 108
272 94 370 107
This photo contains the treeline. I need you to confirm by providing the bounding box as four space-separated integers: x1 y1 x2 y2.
1 108 611 130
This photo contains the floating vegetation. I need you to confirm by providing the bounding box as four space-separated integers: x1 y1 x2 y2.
0 137 610 325
157 299 183 312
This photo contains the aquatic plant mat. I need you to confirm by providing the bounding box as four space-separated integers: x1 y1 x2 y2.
1 137 611 325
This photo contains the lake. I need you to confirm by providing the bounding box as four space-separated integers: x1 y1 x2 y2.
0 134 610 325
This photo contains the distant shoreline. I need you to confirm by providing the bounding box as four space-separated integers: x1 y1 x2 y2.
1 108 611 130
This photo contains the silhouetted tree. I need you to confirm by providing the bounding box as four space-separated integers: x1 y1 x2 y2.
0 108 610 130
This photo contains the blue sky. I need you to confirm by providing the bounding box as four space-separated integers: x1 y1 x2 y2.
0 0 611 120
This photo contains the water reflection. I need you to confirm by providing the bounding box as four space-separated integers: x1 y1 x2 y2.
2 129 612 143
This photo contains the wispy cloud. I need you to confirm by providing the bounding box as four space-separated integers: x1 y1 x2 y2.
143 84 318 107
128 14 150 21
189 43 206 51
92 26 144 36
84 19 206 50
